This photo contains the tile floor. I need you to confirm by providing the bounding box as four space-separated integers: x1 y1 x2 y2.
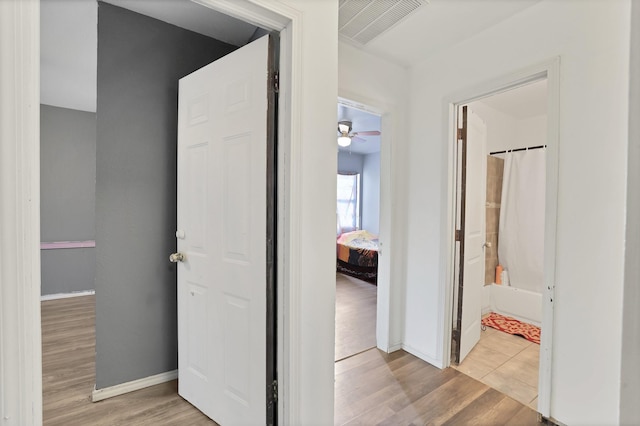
452 323 540 410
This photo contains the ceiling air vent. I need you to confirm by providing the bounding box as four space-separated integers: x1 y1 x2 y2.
339 0 427 45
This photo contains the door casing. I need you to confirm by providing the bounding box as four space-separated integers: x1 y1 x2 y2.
0 0 312 424
441 58 560 418
337 96 398 352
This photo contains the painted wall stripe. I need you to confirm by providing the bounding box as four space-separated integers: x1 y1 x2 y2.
40 240 96 250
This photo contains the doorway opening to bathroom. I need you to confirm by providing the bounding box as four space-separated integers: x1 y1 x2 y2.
450 79 548 411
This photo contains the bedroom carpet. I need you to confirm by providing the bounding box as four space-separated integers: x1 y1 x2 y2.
335 273 377 361
482 312 541 344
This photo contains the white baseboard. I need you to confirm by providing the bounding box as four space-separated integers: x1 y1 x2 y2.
387 343 403 353
91 370 178 402
41 289 95 301
401 343 443 369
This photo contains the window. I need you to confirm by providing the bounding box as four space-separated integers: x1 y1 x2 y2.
337 173 360 233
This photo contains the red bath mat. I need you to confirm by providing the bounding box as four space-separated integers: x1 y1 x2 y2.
482 312 540 345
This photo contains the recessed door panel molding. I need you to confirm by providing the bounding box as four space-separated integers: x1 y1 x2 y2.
223 133 252 264
226 78 252 113
223 294 251 406
185 145 208 253
186 282 208 379
188 94 210 127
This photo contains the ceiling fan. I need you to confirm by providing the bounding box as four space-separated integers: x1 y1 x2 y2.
337 120 381 147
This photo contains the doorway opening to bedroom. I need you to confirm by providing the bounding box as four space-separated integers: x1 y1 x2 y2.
450 79 548 411
40 1 277 424
335 102 381 362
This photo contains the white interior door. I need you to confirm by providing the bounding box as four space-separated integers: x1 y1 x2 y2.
459 107 487 362
176 36 270 425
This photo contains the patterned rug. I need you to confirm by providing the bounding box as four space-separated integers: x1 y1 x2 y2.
482 312 540 344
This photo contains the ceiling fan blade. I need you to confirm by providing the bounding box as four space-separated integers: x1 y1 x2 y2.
351 136 366 143
353 130 381 136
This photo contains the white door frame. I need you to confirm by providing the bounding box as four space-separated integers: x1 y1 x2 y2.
0 0 310 424
440 58 560 418
337 95 396 352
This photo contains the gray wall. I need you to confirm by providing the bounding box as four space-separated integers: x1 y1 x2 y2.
95 2 236 389
40 104 96 295
338 151 364 175
621 1 640 423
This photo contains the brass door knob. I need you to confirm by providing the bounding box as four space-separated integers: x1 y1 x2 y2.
169 252 185 263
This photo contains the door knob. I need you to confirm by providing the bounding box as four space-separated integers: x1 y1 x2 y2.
169 252 185 263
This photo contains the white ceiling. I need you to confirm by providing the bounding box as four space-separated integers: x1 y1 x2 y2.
337 104 381 155
40 0 259 112
104 0 258 45
41 0 98 112
353 0 541 68
477 79 548 119
41 0 543 112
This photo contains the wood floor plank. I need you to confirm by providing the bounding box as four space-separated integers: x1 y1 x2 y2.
441 388 521 425
41 295 217 425
335 273 377 361
334 280 541 426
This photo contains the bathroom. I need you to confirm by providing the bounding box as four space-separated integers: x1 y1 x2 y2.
471 79 548 327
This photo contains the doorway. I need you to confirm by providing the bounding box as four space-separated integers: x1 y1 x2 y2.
335 102 382 362
38 1 278 425
450 79 549 410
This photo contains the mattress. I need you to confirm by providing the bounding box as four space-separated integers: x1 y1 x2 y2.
336 230 379 268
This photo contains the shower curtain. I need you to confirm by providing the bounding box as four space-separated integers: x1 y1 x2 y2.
498 149 545 293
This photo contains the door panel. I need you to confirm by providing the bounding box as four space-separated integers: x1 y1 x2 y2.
177 35 271 425
458 107 487 363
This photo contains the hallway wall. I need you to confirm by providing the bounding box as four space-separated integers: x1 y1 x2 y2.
404 1 631 423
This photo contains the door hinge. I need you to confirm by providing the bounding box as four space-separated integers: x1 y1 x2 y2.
273 71 279 93
271 380 278 403
457 128 463 140
455 230 462 241
452 328 461 338
267 238 273 263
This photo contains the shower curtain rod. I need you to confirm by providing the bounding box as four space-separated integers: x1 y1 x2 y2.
490 144 547 155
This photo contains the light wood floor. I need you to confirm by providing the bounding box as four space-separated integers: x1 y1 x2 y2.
335 273 377 361
334 274 540 425
335 348 540 425
42 295 216 426
44 286 540 425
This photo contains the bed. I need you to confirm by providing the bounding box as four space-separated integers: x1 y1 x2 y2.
336 230 379 283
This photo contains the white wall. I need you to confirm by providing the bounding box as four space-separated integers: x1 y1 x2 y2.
517 114 547 149
279 2 338 423
470 101 547 153
404 1 630 424
338 41 409 351
362 152 380 234
468 102 517 152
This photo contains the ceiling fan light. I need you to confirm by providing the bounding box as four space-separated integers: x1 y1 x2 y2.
337 136 351 147
338 123 351 133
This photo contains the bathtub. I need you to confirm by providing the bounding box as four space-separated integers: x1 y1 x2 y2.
482 283 542 327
